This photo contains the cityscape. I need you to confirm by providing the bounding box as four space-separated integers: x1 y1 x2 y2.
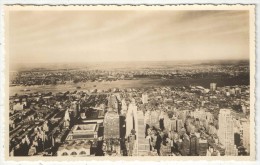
6 8 253 158
9 61 251 157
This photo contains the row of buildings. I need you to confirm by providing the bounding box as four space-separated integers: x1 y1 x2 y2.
9 82 250 156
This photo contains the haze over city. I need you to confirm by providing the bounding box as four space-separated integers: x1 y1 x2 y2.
9 10 249 64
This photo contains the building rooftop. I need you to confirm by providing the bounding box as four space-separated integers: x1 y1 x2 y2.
72 124 97 132
58 140 91 151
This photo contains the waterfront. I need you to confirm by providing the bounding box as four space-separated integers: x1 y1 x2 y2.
9 76 249 96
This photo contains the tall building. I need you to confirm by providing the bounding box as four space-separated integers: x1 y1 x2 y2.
144 110 151 126
127 133 136 156
242 119 250 153
162 112 171 131
107 95 119 112
121 99 128 115
176 119 184 133
136 111 150 156
218 109 238 156
150 110 160 129
142 93 148 104
103 111 120 139
190 134 198 156
103 95 120 140
63 109 70 128
125 101 138 137
169 118 177 132
210 83 217 92
181 133 190 156
197 139 208 156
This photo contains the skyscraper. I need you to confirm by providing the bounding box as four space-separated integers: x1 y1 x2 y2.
181 133 190 156
107 95 119 112
162 112 171 131
190 134 198 156
121 99 127 115
126 100 138 137
142 93 148 104
169 118 177 132
63 109 70 128
103 111 120 139
104 95 120 139
150 110 160 129
136 111 150 156
176 119 184 133
241 119 250 153
210 83 217 92
218 109 238 156
144 110 151 126
197 138 208 156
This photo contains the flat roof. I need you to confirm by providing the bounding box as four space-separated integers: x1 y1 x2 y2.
72 123 97 132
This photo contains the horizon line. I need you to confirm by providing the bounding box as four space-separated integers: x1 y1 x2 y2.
11 59 249 64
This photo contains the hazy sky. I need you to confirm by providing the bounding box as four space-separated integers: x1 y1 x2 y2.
9 10 249 63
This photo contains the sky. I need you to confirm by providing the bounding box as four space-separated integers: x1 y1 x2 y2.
8 10 250 63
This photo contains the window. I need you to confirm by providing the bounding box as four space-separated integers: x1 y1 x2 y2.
79 151 86 155
71 152 77 156
62 152 68 156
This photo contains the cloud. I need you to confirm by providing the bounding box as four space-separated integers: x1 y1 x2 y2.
8 10 249 63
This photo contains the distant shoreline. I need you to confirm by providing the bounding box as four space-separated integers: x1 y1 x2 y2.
10 59 249 72
9 77 249 96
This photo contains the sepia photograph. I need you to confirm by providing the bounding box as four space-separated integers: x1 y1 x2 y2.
3 5 255 161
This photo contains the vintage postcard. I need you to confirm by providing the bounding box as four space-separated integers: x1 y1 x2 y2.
3 5 255 161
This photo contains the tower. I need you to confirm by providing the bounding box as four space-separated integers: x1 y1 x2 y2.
121 98 127 115
104 95 120 140
142 93 148 104
136 111 150 156
103 111 120 139
210 83 217 92
64 109 70 128
107 95 119 112
125 99 138 137
241 119 250 153
218 109 238 156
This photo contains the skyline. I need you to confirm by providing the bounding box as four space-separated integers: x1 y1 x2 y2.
9 10 249 64
10 59 249 71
